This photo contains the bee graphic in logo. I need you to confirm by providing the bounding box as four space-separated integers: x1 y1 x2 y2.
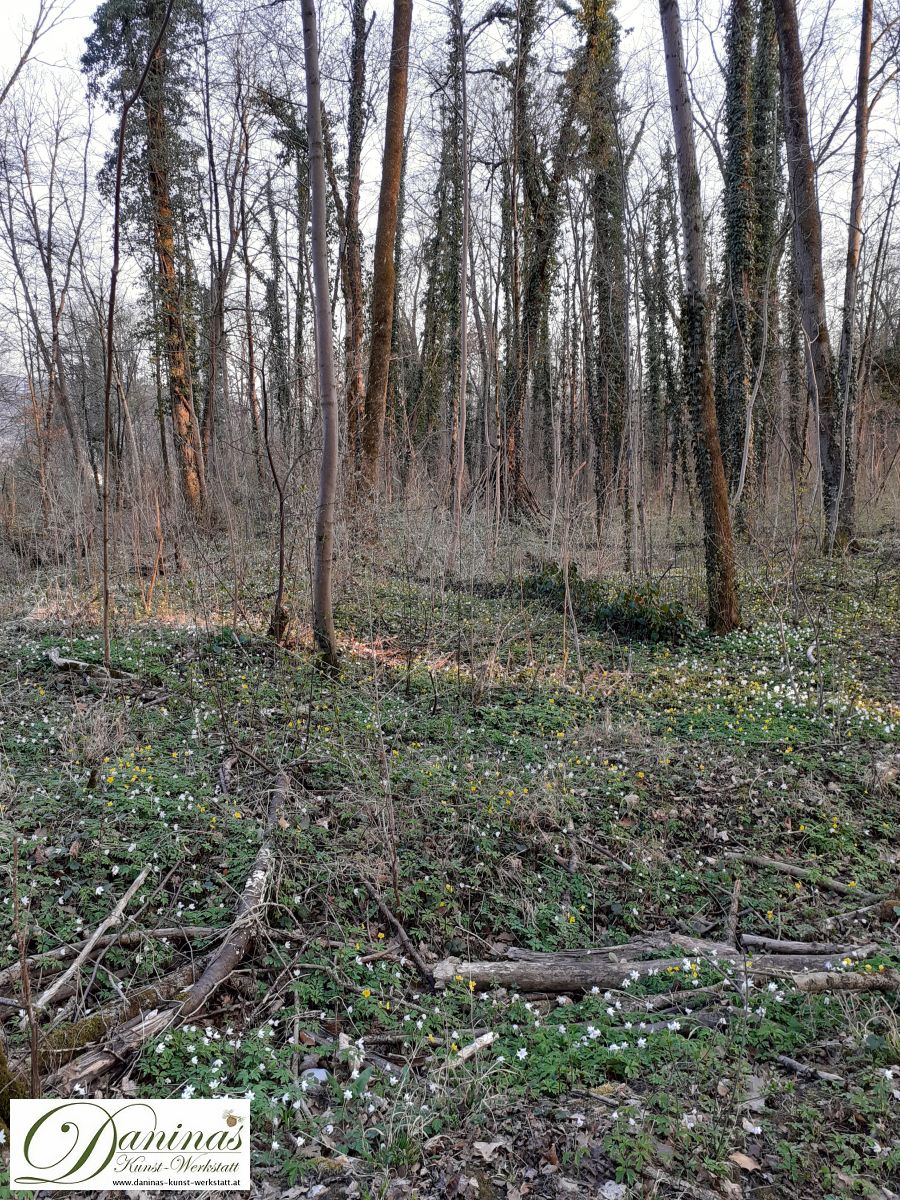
223 1109 243 1129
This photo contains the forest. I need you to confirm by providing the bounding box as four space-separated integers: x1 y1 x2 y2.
0 0 898 1195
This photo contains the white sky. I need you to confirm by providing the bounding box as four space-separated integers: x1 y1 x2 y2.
0 0 889 319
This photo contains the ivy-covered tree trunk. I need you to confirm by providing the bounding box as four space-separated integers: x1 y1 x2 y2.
660 0 741 633
503 0 587 517
263 175 291 435
414 13 462 470
717 0 755 491
144 39 205 517
582 0 626 534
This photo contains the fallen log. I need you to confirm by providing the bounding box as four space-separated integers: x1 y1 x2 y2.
54 1007 176 1091
739 935 863 954
40 959 208 1069
434 938 879 994
794 968 899 996
47 646 135 681
507 933 879 968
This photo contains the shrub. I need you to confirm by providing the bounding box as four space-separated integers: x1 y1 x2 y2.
522 563 693 643
596 583 692 643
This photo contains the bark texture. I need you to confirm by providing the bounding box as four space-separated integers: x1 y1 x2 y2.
772 0 841 544
144 39 205 516
302 0 340 664
659 0 740 632
834 0 873 545
360 0 413 493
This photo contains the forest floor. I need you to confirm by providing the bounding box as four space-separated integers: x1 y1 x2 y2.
1 530 899 1200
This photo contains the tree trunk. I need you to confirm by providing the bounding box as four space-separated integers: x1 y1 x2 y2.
144 41 205 517
834 0 873 546
344 0 367 473
448 0 468 568
659 0 740 633
360 0 413 494
301 0 339 666
719 0 755 489
772 0 841 546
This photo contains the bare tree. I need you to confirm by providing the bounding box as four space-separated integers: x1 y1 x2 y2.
0 0 72 111
0 90 90 478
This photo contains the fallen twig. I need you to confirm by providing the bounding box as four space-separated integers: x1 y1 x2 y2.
32 867 150 1015
0 926 218 994
725 852 880 900
775 1053 843 1083
447 1030 495 1068
360 879 432 985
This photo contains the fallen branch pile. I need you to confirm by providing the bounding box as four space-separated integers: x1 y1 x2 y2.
5 772 290 1096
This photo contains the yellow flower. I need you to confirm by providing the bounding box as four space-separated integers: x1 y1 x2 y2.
361 988 371 998
234 811 242 819
468 979 476 992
